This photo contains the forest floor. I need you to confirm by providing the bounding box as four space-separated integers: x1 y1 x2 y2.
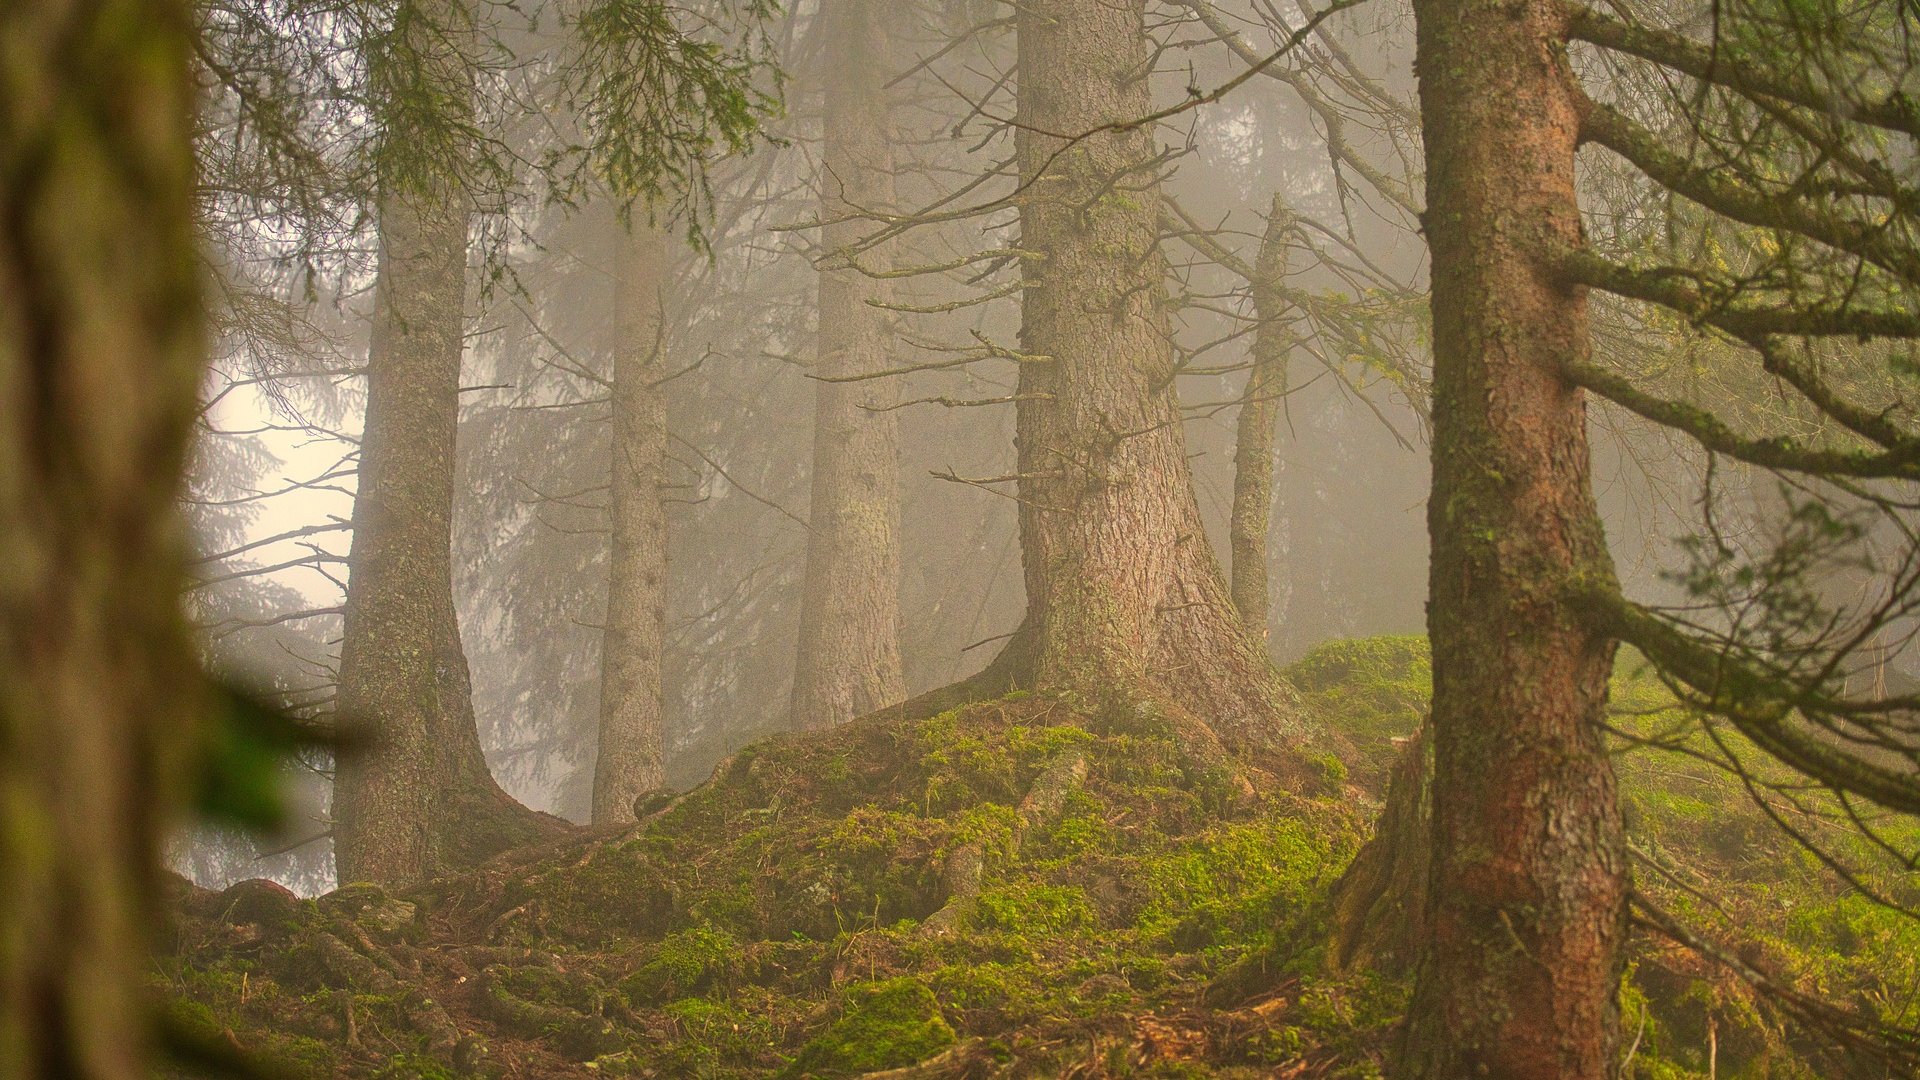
157 639 1920 1079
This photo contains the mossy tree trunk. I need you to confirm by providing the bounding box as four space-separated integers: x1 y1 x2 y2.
789 0 906 732
592 224 670 824
1326 728 1430 973
1400 0 1627 1074
1229 197 1294 642
332 0 563 887
0 0 206 1073
1006 0 1305 751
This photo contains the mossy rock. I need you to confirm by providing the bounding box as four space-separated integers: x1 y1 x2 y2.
781 980 956 1078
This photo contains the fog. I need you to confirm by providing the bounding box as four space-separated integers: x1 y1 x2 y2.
36 0 1893 1073
177 0 1920 895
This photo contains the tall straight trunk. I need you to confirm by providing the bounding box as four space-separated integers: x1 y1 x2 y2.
1402 0 1626 1074
332 0 561 887
1008 0 1304 749
790 0 905 731
1229 198 1293 641
592 225 669 823
0 0 204 1074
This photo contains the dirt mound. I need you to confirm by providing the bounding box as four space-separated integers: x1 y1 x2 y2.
156 690 1384 1079
158 643 1920 1078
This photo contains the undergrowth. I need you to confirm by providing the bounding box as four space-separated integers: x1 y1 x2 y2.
155 641 1919 1079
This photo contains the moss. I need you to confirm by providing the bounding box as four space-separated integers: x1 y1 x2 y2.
974 883 1098 936
1312 752 1349 784
1282 636 1429 786
1132 816 1354 949
621 925 740 1005
161 995 224 1044
1287 972 1407 1066
782 980 956 1078
946 803 1019 860
481 966 622 1060
921 961 1052 1027
520 852 679 946
1032 796 1116 858
371 1052 461 1080
495 964 607 1015
266 1034 335 1076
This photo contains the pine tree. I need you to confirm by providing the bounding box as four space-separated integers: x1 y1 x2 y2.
790 0 907 731
1387 0 1920 1072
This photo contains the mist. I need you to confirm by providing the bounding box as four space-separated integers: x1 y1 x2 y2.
6 0 1917 1076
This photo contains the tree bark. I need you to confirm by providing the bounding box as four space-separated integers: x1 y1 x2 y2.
0 0 205 1074
790 0 906 731
1229 197 1294 641
1007 0 1306 751
1401 0 1627 1075
1326 728 1430 973
331 0 563 887
592 225 670 824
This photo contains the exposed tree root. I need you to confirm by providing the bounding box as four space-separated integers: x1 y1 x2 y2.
476 965 622 1060
301 928 464 1057
852 1038 1001 1079
919 844 985 938
886 625 1038 725
920 744 1089 936
1325 726 1431 973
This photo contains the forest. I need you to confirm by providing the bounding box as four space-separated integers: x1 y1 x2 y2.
3 0 1920 1076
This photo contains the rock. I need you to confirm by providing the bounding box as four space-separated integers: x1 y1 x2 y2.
216 878 302 930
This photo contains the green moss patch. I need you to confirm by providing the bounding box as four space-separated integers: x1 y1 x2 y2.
781 980 956 1078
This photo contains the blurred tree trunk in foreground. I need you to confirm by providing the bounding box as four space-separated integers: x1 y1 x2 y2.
790 0 906 731
593 224 670 823
0 0 206 1073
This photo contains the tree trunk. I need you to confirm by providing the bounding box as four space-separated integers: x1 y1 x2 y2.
592 225 670 824
1401 0 1627 1075
0 0 205 1074
1326 728 1430 973
332 0 563 887
790 0 907 732
1007 0 1306 751
1229 197 1294 641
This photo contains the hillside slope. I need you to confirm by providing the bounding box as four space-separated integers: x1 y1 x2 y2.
157 640 1920 1078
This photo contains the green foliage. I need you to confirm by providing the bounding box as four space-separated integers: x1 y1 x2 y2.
558 0 784 243
781 980 955 1079
193 676 331 830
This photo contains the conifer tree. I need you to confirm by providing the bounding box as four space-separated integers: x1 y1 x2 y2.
1384 1 1920 1072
